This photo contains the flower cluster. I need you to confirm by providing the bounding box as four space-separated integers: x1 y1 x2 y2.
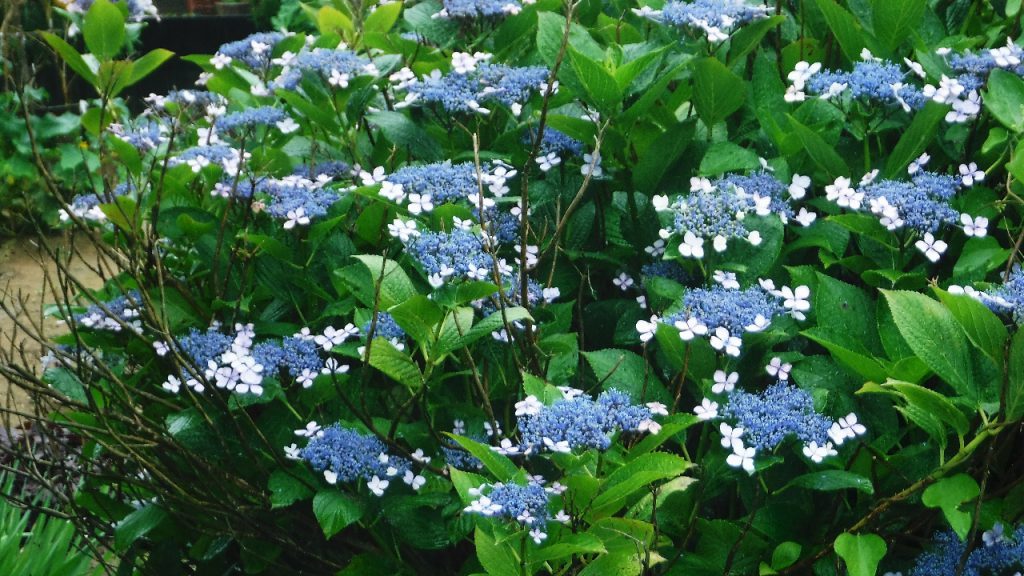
252 337 325 385
255 176 341 228
270 47 374 91
650 0 770 42
59 183 133 224
515 389 661 454
654 281 809 356
969 266 1024 324
908 524 1024 576
66 0 158 22
404 228 503 287
398 59 549 115
384 161 479 205
73 291 144 334
167 323 265 395
799 59 926 110
214 32 287 70
436 0 524 19
301 424 414 494
214 106 287 134
464 481 563 543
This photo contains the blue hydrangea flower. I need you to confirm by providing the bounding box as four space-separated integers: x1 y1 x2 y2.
405 228 497 281
716 171 794 220
406 64 549 113
439 0 521 18
982 267 1024 325
910 525 1024 576
721 383 832 450
525 127 584 158
258 178 340 222
363 312 406 342
859 171 960 234
292 160 351 181
214 107 287 134
302 425 411 483
253 337 324 378
73 290 144 333
518 389 653 452
271 48 373 91
641 261 691 285
806 60 926 109
173 145 239 169
178 327 235 368
482 482 549 526
386 161 478 205
667 285 782 335
217 32 287 69
658 0 770 39
159 90 224 110
66 0 157 22
668 185 751 242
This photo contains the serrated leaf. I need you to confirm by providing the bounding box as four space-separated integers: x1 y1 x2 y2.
475 526 519 576
986 69 1024 133
449 434 519 481
871 0 925 54
567 47 622 113
353 254 418 308
812 0 867 62
882 380 969 437
364 1 402 33
367 338 424 388
269 470 313 509
882 290 976 402
934 288 1008 364
588 452 689 519
692 57 746 126
313 490 364 539
787 113 848 178
883 101 948 178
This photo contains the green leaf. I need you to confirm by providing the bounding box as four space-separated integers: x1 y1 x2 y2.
583 348 669 404
367 338 424 388
771 542 802 571
457 306 533 351
834 532 886 576
388 295 443 347
536 12 603 67
1007 330 1024 421
922 474 980 538
692 57 746 127
882 380 969 437
530 533 606 564
613 46 667 94
268 470 313 509
365 111 442 160
785 470 875 495
871 0 925 54
475 526 519 576
699 141 760 175
40 32 97 85
882 290 976 401
883 101 948 178
568 47 622 113
364 1 402 33
126 48 175 88
317 6 355 36
727 15 785 67
632 119 694 192
353 254 418 308
588 452 690 519
82 0 125 61
934 288 1008 364
114 505 167 552
812 0 867 62
448 434 519 481
985 69 1024 133
312 490 364 539
787 113 848 178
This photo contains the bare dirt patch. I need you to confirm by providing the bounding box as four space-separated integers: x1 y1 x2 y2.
0 236 101 416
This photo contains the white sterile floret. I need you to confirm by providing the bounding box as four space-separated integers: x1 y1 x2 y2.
295 421 323 438
765 357 792 381
636 315 659 343
646 401 669 416
713 270 740 290
638 419 662 434
530 528 547 545
361 166 387 185
693 398 719 420
720 422 743 448
282 209 310 229
908 152 930 175
713 234 729 252
535 152 561 172
828 412 867 445
780 285 811 321
959 162 985 186
515 395 543 417
788 174 810 199
645 239 666 257
690 177 714 193
904 57 926 78
795 207 817 227
675 317 709 341
284 443 302 460
367 475 389 496
388 218 419 242
961 214 988 238
787 61 821 89
679 231 705 259
407 193 434 214
581 152 602 177
709 327 742 357
380 181 406 202
747 230 763 246
543 437 571 453
726 439 756 474
712 370 738 394
321 358 350 375
915 232 947 263
612 272 635 290
404 470 426 490
210 53 232 69
275 117 300 134
802 441 837 463
153 341 170 356
558 386 585 400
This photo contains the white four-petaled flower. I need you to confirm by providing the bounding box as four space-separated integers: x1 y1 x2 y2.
712 370 738 394
693 398 719 420
915 232 947 263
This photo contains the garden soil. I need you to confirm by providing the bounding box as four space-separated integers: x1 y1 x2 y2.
0 236 100 418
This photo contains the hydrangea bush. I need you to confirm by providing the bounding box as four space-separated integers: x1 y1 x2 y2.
5 0 1024 573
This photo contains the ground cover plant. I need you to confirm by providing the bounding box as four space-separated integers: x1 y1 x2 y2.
1 0 1024 574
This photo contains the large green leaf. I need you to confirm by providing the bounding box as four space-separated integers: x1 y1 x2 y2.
363 0 402 33
692 57 746 127
935 288 1008 364
812 0 867 62
114 505 167 552
922 474 980 538
365 111 442 160
870 0 925 54
834 532 886 576
82 0 125 60
367 338 424 388
882 290 976 402
784 470 874 495
313 490 364 539
985 69 1024 133
353 255 418 308
1008 331 1024 421
567 47 622 113
883 101 948 178
40 33 97 86
787 113 848 178
448 434 519 481
588 452 690 519
475 526 519 576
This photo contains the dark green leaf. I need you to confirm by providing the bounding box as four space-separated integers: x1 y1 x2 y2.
883 101 948 178
82 0 125 60
785 470 875 494
935 288 1008 364
985 69 1024 133
834 532 886 576
692 57 746 126
313 490 364 539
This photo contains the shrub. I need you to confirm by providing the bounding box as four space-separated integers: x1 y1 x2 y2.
2 0 1024 574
